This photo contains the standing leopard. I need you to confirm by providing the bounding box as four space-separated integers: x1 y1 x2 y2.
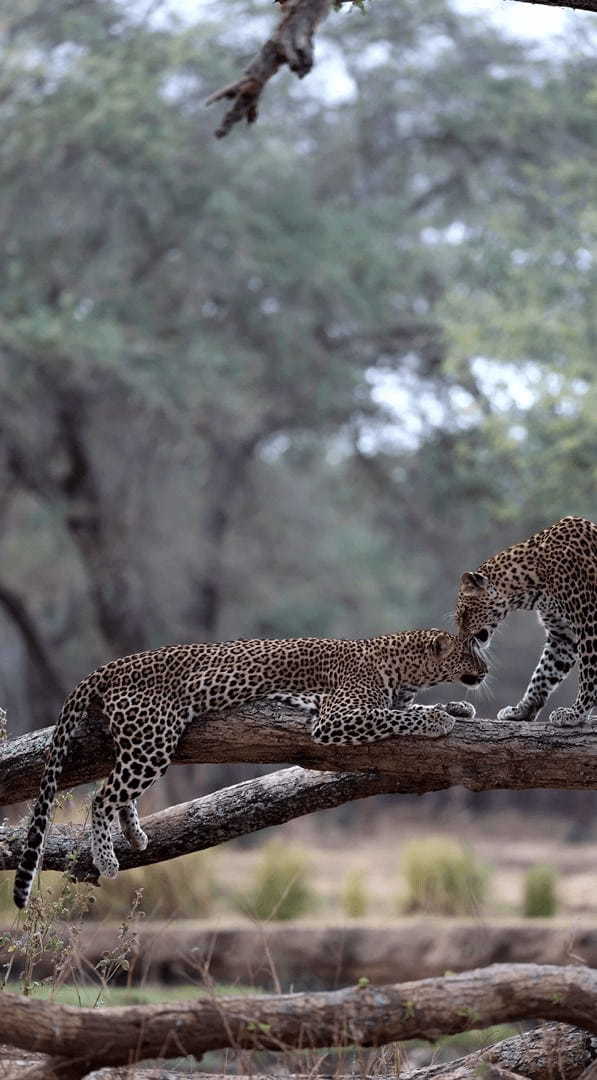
456 515 596 727
13 628 486 908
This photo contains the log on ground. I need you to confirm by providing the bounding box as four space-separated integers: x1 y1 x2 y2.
4 965 597 1070
3 1022 597 1080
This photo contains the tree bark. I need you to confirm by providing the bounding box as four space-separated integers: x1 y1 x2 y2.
4 702 597 807
0 766 396 879
3 966 597 1071
405 1022 597 1080
2 1023 597 1080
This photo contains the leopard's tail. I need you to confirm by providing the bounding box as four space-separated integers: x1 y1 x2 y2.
14 685 91 910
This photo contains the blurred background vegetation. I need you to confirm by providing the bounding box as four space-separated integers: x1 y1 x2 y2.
1 0 596 827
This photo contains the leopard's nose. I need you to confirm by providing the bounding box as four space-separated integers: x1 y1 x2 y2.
461 672 485 686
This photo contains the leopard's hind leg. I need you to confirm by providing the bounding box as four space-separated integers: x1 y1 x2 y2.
92 694 186 879
119 802 148 851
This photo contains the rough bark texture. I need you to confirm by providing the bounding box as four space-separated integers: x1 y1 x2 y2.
0 766 400 880
4 966 597 1071
0 1045 88 1079
514 0 597 8
4 702 597 808
406 1023 597 1080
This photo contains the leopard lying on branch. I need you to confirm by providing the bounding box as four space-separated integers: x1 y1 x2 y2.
14 627 486 908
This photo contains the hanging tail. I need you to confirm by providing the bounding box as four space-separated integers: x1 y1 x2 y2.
14 689 88 909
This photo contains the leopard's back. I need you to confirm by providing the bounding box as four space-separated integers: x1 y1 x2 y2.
14 628 482 907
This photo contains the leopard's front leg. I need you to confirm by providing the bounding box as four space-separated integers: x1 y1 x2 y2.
390 687 474 720
550 626 597 727
498 613 578 722
311 683 455 746
443 701 476 718
266 691 322 720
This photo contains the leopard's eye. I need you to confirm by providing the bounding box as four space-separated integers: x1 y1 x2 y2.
475 629 490 644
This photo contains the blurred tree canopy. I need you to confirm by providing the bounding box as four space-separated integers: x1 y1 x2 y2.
0 0 596 819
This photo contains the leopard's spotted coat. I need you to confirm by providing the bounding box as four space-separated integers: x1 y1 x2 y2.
456 515 596 727
14 628 486 908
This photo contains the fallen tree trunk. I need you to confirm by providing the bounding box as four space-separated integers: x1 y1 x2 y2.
4 704 597 881
3 1023 597 1080
53 1025 597 1080
5 965 597 1070
406 1022 597 1080
4 702 597 808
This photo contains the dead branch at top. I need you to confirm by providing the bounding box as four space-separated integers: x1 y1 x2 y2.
206 0 333 137
206 0 597 138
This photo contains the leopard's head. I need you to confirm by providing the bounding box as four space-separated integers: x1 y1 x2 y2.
428 630 488 687
456 571 509 645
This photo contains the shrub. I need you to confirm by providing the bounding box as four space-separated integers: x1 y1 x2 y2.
401 836 487 916
523 864 558 918
342 869 369 918
237 840 315 921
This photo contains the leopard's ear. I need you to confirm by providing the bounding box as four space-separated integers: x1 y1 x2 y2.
460 571 488 595
431 631 454 659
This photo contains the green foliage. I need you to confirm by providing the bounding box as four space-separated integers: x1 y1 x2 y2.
401 837 487 916
341 869 369 918
237 841 316 921
523 865 559 918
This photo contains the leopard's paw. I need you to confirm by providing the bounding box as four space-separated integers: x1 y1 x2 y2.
548 706 588 728
497 702 537 722
445 701 476 719
423 708 456 738
94 854 120 880
129 829 148 852
91 840 120 880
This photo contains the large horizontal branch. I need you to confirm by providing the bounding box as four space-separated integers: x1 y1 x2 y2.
0 766 396 880
4 701 597 808
206 0 332 137
4 965 597 1071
